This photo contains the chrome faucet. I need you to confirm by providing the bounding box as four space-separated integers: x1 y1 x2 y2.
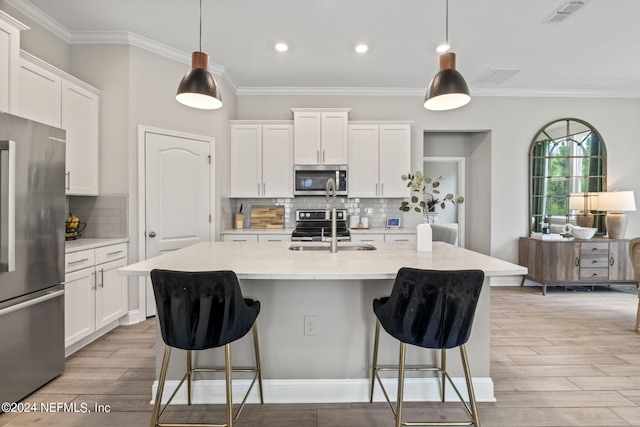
325 178 338 253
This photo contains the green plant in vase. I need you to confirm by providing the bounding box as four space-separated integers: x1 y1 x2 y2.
399 171 464 221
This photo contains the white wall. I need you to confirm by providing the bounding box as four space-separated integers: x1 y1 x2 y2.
236 95 640 269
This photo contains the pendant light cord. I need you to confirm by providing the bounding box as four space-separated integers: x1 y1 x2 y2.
199 0 202 52
445 0 449 46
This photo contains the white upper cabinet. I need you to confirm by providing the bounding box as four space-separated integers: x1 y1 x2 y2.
229 121 294 198
18 52 100 196
0 11 28 115
62 80 100 195
292 108 350 165
348 123 411 198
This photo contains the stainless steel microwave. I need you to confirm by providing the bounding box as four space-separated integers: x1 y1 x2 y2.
294 165 347 196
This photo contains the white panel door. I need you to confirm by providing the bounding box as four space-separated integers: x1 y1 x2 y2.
348 124 379 197
379 124 411 197
321 112 349 164
262 124 293 197
95 258 128 329
62 80 99 195
18 58 61 127
293 112 321 164
144 130 212 316
229 124 262 197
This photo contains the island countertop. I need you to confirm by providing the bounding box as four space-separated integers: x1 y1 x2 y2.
119 241 526 279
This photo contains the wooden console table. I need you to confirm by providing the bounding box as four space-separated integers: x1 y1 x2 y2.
518 237 638 295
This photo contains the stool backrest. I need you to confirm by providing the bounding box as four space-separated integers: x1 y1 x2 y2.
375 268 484 349
150 269 260 350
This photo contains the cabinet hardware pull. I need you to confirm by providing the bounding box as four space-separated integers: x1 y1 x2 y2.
99 269 104 288
395 239 410 242
317 150 320 163
65 171 70 190
575 257 579 266
592 260 598 264
592 273 598 277
376 183 378 196
263 183 266 194
322 149 325 163
107 250 123 256
92 271 97 290
381 183 384 196
592 247 598 251
610 257 614 266
68 258 90 265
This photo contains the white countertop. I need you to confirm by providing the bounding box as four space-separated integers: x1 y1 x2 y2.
119 241 526 280
65 237 129 253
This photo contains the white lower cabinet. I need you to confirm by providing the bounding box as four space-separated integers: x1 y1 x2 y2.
222 234 259 242
64 243 128 352
257 233 291 242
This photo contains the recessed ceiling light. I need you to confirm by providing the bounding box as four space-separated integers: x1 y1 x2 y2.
436 43 450 53
355 44 368 53
275 43 288 52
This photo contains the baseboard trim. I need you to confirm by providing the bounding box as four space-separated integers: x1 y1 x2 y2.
120 309 142 325
150 377 495 404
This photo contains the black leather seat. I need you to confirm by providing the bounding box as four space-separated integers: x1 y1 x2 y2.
370 267 484 427
150 269 263 427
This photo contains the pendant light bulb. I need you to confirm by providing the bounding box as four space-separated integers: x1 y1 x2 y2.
176 0 223 110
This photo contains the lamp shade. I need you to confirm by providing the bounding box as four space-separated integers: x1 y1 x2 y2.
569 192 599 210
597 191 636 212
176 52 223 110
424 52 470 111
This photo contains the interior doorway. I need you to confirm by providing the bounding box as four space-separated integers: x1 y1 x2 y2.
423 157 466 247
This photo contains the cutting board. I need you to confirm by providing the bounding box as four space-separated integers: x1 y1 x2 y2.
250 205 285 229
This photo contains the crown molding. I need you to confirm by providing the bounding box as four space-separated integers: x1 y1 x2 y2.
0 9 29 30
6 0 639 99
5 0 69 41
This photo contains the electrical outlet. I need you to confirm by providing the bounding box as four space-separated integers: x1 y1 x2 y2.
304 316 317 336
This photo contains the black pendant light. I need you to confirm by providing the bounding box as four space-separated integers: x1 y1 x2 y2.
424 0 470 111
176 0 223 110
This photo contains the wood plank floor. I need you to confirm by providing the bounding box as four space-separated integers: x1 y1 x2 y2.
2 285 640 426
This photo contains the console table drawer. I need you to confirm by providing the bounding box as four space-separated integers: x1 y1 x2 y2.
580 242 609 255
580 267 609 280
580 255 609 268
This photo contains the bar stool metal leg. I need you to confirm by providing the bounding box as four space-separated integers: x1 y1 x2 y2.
395 342 406 427
224 343 233 427
440 348 447 402
252 323 264 404
460 345 480 427
187 350 193 405
150 345 172 427
370 320 381 403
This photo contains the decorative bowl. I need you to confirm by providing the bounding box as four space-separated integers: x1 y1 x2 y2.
570 227 597 240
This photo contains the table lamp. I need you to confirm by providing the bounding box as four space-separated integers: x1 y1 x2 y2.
598 190 636 239
569 192 599 227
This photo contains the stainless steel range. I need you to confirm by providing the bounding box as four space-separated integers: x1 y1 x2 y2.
291 209 351 242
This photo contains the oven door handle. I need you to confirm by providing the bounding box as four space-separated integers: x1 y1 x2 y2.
0 140 16 273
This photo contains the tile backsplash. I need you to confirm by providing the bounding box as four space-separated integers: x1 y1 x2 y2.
67 195 128 238
225 196 405 229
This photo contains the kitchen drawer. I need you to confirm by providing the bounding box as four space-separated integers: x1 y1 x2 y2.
580 267 609 281
385 234 416 243
257 234 290 242
65 249 96 273
222 234 259 242
95 243 128 265
351 233 384 243
580 242 609 255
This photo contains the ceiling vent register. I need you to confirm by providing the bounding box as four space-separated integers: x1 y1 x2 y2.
546 1 587 22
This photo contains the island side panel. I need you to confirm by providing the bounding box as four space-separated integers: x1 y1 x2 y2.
153 277 491 397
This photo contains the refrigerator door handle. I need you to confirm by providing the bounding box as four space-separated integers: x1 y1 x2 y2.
0 140 15 273
0 289 64 318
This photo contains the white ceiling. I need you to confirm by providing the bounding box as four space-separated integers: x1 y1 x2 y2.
9 0 640 97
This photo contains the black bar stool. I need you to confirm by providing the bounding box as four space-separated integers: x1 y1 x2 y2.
370 267 484 427
149 269 263 427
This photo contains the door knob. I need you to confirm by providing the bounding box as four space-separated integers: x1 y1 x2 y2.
148 231 156 238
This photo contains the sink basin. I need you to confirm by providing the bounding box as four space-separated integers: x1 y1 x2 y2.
288 243 376 251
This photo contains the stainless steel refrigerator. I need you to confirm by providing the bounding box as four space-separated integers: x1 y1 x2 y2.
0 112 66 405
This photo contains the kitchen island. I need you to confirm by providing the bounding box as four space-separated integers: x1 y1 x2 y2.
119 241 526 404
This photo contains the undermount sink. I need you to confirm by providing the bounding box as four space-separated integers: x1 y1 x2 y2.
288 243 377 251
